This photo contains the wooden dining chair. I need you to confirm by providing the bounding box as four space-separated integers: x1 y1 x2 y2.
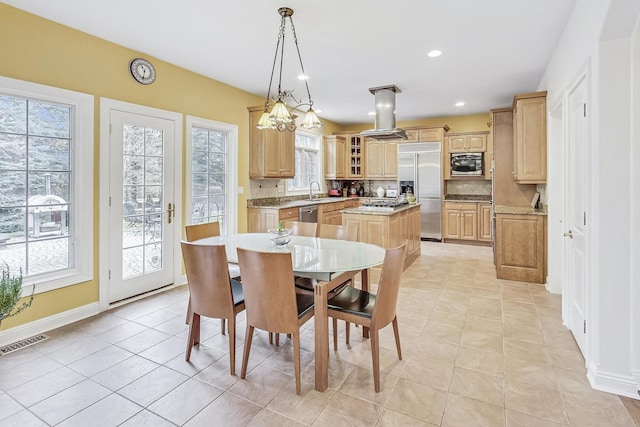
184 222 241 334
180 241 245 375
328 242 407 392
236 247 315 395
295 223 360 296
283 220 317 237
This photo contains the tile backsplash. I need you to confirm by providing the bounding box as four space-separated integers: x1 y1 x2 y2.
445 180 491 196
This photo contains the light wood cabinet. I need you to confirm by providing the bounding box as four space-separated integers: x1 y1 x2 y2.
248 106 295 179
447 132 488 153
443 202 479 241
318 200 346 225
342 204 421 269
495 213 546 283
478 203 492 242
247 206 298 232
401 128 419 142
364 140 397 179
345 134 364 179
512 92 547 183
323 135 346 179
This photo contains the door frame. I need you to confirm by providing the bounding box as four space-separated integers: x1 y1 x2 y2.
98 98 184 310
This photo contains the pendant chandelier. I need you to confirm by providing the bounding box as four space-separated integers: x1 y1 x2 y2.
257 7 322 132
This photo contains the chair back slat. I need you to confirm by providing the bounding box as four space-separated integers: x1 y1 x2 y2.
181 242 235 319
185 222 221 242
237 248 300 333
318 223 359 241
283 220 317 237
371 243 407 329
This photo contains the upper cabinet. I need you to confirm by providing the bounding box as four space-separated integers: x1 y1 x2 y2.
365 139 397 179
339 133 365 179
248 106 295 179
512 92 547 183
323 135 346 179
447 132 488 153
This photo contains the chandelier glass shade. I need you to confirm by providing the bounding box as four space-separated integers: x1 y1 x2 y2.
258 7 321 132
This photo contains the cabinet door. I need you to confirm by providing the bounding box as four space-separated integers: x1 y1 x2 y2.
365 140 384 178
495 214 545 283
383 141 398 178
367 218 386 248
419 128 444 142
346 135 364 179
460 210 478 240
448 136 467 152
443 209 461 239
278 130 295 178
513 95 546 183
336 137 346 178
467 134 487 151
478 204 492 241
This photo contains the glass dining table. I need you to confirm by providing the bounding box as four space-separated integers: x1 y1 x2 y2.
191 232 386 392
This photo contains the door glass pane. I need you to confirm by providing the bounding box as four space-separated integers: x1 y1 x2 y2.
122 124 165 280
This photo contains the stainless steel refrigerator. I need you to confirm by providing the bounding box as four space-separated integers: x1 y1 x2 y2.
398 142 442 240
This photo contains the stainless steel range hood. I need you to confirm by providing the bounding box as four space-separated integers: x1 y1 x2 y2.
360 85 407 140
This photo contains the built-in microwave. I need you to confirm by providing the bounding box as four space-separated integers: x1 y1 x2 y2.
451 152 483 176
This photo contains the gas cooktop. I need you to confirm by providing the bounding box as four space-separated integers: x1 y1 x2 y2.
359 199 409 211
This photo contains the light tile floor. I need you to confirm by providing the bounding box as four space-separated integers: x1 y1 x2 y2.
1 242 639 426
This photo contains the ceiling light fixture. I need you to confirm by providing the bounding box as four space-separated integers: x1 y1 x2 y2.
427 50 442 58
257 7 321 132
455 101 465 107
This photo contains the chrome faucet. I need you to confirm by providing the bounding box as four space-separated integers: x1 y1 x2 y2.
309 181 321 200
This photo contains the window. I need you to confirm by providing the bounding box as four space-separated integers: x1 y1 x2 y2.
186 116 238 235
0 76 93 292
288 131 321 191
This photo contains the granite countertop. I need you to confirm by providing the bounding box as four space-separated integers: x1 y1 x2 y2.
341 203 421 216
248 197 356 209
443 194 492 202
494 204 548 216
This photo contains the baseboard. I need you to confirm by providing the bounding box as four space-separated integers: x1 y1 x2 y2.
587 360 640 399
0 303 100 347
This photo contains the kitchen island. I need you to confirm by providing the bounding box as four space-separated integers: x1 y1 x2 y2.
341 203 421 269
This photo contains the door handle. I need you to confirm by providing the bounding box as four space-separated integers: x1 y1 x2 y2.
167 203 175 224
563 230 573 239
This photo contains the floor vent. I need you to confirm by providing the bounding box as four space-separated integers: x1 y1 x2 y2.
0 334 49 356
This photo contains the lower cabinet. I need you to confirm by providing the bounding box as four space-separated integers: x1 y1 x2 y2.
495 213 546 283
342 205 421 269
443 201 493 243
443 202 478 240
478 203 493 242
247 207 298 232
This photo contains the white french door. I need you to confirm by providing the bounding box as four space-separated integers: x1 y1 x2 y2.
107 110 177 303
564 74 589 354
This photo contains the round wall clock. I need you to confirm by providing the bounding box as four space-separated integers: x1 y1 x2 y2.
129 58 156 85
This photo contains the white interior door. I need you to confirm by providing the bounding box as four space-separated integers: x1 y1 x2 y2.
565 74 588 354
108 110 176 303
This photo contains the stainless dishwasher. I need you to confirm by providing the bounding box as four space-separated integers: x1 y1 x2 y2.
298 205 318 223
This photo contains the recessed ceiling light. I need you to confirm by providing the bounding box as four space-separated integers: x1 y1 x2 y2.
427 50 442 58
297 74 309 80
368 111 376 116
455 101 465 107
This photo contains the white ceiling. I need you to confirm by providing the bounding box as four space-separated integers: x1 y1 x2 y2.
3 0 577 125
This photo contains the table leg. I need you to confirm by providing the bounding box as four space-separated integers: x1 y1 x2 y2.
314 280 329 392
361 268 370 339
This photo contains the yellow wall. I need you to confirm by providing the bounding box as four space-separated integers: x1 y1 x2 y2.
0 4 341 329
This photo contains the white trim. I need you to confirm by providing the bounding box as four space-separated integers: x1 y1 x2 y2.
0 76 94 294
587 360 640 399
185 116 239 234
98 98 183 311
0 303 99 347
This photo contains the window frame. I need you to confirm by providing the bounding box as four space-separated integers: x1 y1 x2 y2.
0 76 94 294
185 116 238 234
287 130 322 194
